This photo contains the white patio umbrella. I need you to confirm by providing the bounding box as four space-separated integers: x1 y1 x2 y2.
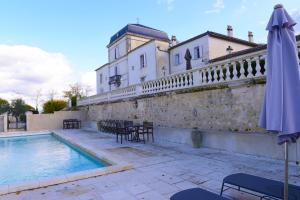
259 4 300 200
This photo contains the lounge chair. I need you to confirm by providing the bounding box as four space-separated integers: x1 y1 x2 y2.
221 173 300 200
170 188 230 200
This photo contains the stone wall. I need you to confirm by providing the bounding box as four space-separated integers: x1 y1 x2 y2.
26 111 87 131
86 82 265 133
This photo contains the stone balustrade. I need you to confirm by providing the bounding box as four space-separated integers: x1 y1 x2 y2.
78 42 300 106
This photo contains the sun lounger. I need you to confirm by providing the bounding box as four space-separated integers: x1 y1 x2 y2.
221 173 300 200
170 188 230 200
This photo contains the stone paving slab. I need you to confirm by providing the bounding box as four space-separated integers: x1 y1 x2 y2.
1 129 300 200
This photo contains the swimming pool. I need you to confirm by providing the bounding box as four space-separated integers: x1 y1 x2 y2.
0 133 108 185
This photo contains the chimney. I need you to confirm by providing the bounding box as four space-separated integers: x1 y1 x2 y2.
227 25 233 37
248 31 254 43
171 35 177 46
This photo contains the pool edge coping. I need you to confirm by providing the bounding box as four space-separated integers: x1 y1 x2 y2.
0 130 134 196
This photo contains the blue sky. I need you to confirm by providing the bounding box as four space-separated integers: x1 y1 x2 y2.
0 0 299 105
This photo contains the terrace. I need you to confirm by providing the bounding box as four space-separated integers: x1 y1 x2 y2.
1 129 299 200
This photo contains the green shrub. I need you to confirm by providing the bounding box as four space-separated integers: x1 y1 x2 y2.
0 98 9 114
43 100 67 114
71 96 77 107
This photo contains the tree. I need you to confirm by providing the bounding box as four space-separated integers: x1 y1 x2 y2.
0 98 9 114
34 89 42 113
63 83 89 107
10 99 27 128
43 99 67 114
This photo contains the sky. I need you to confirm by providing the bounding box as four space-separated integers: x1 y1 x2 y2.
0 0 299 107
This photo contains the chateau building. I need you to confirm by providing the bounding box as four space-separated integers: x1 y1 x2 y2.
96 24 258 94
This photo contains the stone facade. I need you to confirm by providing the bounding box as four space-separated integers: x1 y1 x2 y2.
86 81 265 133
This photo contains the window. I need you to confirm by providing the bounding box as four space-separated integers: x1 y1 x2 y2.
114 66 118 75
132 66 134 70
99 74 103 84
114 47 119 59
140 76 146 82
140 54 146 68
174 53 180 65
194 46 201 59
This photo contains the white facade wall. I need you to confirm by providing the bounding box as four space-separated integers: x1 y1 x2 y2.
108 57 128 90
96 28 256 95
96 65 109 93
170 35 209 74
155 40 170 78
128 41 157 85
108 37 127 62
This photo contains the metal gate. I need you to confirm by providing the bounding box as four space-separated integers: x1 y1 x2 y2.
8 114 26 131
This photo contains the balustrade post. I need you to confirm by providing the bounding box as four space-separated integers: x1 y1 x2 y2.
225 63 231 81
136 84 142 96
255 57 262 76
247 58 253 78
192 70 201 86
232 62 238 80
207 68 211 83
264 55 268 75
239 60 245 79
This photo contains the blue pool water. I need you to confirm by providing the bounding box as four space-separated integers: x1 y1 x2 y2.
0 133 107 185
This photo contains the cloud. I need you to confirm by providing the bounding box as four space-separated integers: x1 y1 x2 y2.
0 44 95 108
205 0 225 14
157 0 175 11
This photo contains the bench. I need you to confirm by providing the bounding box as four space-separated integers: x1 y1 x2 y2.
221 173 300 200
170 188 230 200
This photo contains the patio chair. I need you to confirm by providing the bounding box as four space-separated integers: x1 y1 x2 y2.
116 121 132 144
220 173 300 200
143 121 154 142
170 188 230 200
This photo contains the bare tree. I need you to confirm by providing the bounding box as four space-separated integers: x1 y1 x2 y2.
48 90 57 101
34 89 42 112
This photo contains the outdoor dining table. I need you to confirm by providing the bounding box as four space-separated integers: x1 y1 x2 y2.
63 119 81 129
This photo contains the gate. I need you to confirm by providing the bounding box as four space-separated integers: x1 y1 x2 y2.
8 114 26 131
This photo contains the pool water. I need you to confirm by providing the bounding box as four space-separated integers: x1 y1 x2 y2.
0 134 107 185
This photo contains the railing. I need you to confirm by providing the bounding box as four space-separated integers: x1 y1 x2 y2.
109 75 121 86
78 42 300 106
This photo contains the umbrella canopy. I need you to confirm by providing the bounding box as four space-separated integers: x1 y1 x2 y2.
259 4 300 144
185 49 192 70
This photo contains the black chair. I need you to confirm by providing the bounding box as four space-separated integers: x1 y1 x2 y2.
170 188 230 200
221 173 300 200
116 121 132 144
143 121 154 142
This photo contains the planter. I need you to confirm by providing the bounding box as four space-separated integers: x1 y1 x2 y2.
191 127 202 148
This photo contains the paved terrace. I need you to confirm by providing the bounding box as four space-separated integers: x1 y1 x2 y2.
1 129 300 200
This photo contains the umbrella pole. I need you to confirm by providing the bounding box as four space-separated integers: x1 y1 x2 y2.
284 141 289 200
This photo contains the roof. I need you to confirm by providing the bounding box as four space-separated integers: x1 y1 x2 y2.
169 31 258 50
95 63 109 71
108 24 169 46
210 34 300 63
